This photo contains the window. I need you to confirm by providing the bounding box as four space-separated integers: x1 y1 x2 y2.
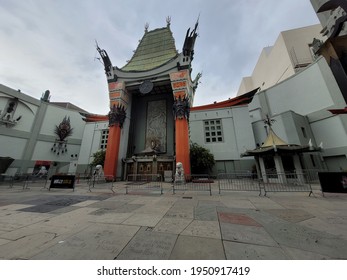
100 129 109 150
204 119 223 143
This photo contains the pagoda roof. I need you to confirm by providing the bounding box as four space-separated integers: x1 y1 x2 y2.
241 129 321 157
80 112 108 122
121 27 178 72
191 87 259 111
261 129 288 148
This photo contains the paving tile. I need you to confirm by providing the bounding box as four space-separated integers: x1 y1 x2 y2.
282 246 333 260
134 206 171 215
220 222 278 247
17 204 66 213
219 198 256 209
263 220 347 259
0 232 58 259
265 209 315 223
181 220 221 239
218 212 262 227
154 217 192 234
122 213 164 227
31 224 140 260
0 204 33 211
87 210 133 224
223 241 288 260
248 197 285 209
169 235 225 260
194 205 218 221
165 204 195 219
86 200 128 209
116 227 177 260
299 217 347 239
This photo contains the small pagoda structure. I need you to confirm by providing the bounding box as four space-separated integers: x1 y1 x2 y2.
96 18 200 179
241 115 321 183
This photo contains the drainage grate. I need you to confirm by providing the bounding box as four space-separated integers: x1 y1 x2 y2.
182 197 192 199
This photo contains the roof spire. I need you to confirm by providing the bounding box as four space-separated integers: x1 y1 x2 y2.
166 16 171 27
144 22 149 33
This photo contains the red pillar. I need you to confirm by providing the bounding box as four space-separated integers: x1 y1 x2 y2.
104 125 121 178
175 118 191 175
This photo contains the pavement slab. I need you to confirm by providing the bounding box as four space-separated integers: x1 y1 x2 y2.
31 223 140 260
1 181 347 260
218 212 262 227
86 200 128 209
87 210 133 224
223 240 288 260
194 205 218 221
281 246 333 260
181 220 221 239
0 231 58 259
122 213 164 227
153 217 192 234
264 209 315 223
220 222 278 247
169 235 225 260
262 220 347 259
219 198 257 209
299 217 347 239
116 227 177 260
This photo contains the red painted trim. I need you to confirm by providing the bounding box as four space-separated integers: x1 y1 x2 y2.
329 107 347 114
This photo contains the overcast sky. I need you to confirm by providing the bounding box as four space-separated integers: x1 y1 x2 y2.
0 0 320 114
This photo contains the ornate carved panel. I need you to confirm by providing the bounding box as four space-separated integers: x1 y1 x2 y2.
145 100 167 153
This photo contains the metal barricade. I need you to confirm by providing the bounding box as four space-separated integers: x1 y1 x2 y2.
172 174 212 195
88 175 116 193
217 173 262 195
125 174 163 194
0 173 48 190
262 172 313 196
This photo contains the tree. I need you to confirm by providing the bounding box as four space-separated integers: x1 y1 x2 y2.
90 150 106 167
190 142 215 174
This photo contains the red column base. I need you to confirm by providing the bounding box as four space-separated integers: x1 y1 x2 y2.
175 118 191 175
104 125 121 178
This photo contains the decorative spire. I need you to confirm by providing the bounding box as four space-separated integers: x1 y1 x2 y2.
144 22 149 33
166 16 171 27
263 114 275 128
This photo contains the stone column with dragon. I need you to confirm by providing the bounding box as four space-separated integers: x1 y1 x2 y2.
104 81 128 179
96 43 128 179
170 70 192 176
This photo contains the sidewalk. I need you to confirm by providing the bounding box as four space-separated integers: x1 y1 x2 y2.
0 181 346 260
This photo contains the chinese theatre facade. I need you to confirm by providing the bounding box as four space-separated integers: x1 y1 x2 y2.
96 19 200 180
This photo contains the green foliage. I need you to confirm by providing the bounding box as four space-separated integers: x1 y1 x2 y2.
190 142 215 174
90 150 106 167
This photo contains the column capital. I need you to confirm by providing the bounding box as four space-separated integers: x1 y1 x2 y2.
108 104 126 128
173 96 190 120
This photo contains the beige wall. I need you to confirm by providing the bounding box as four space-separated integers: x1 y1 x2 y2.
237 24 324 96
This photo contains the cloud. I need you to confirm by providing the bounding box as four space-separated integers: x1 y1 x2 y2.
0 0 319 114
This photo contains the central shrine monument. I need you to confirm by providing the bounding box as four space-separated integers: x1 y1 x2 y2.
97 18 200 180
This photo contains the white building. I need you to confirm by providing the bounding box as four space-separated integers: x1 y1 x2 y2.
237 24 325 96
0 84 90 176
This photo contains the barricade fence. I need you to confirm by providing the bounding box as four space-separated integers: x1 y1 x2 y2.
262 172 313 196
126 174 163 194
217 172 262 195
0 174 48 190
172 174 212 195
88 175 116 193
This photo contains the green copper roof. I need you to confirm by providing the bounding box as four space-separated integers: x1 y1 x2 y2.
121 27 178 72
